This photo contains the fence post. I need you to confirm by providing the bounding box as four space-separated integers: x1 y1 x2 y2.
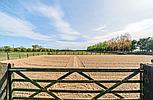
6 52 10 60
19 53 21 59
143 63 153 100
140 64 144 99
27 53 29 58
6 64 9 100
7 63 12 100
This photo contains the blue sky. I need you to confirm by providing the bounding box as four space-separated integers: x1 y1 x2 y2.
0 0 153 49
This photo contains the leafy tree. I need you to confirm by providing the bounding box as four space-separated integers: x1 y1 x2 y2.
131 40 137 51
26 48 32 52
3 46 11 52
13 48 20 52
0 47 3 51
137 37 150 51
87 33 132 52
146 38 153 52
32 45 42 52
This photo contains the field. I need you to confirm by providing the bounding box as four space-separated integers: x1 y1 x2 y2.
0 52 49 61
1 55 153 99
0 51 110 61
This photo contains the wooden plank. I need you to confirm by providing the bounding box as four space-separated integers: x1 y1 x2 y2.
13 97 54 100
3 95 7 100
6 64 9 100
140 64 144 99
12 97 141 100
12 79 142 83
13 88 142 93
0 85 7 98
0 72 7 89
54 90 141 93
9 68 142 72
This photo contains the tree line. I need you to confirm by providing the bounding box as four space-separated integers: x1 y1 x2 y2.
1 35 153 53
87 33 153 52
0 45 56 52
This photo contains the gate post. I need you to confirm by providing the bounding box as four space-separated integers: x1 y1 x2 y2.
7 63 12 100
143 64 153 100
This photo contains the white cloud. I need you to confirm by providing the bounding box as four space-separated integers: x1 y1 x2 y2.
56 40 89 50
90 19 153 43
0 11 50 41
30 3 81 41
128 0 153 12
93 25 106 32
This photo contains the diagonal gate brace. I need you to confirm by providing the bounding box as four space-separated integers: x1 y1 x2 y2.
15 71 61 100
91 71 140 100
77 72 124 99
29 71 74 99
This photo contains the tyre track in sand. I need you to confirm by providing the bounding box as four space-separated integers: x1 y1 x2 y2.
64 56 122 99
55 55 94 99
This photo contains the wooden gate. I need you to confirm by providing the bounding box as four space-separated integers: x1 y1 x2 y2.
0 64 144 100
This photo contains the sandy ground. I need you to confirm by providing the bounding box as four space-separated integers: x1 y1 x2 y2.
1 55 153 99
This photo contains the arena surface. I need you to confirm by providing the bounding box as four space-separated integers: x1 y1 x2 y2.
2 55 153 99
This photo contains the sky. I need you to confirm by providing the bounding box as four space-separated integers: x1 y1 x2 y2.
0 0 153 49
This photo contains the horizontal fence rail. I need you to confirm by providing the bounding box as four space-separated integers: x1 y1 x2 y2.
12 88 142 93
9 67 143 72
12 79 142 83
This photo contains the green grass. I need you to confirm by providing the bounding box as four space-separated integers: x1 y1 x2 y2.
0 51 111 61
0 52 47 61
0 52 7 61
